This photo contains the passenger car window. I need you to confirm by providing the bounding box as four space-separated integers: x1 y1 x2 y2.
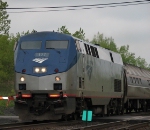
139 78 142 84
136 78 139 84
130 77 133 83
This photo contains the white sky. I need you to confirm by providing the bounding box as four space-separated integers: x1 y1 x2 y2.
4 0 150 64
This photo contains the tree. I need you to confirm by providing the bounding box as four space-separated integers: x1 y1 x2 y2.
0 35 14 95
0 0 11 35
91 32 150 69
118 45 136 65
10 29 36 42
135 56 148 69
57 26 71 35
91 32 118 52
72 28 85 40
49 26 150 69
57 26 86 40
0 29 36 97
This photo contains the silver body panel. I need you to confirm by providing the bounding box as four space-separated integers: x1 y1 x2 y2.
125 64 150 99
76 53 124 105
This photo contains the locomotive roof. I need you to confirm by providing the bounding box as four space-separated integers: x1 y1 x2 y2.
19 31 123 66
124 64 150 78
73 37 123 65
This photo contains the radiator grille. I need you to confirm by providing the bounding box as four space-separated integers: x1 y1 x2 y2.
114 79 121 92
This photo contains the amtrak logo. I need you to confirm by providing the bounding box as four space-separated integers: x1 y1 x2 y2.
32 58 48 63
86 61 93 80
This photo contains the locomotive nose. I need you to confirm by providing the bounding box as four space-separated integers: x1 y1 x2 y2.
16 72 66 91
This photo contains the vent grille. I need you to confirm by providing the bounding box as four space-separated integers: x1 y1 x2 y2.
114 79 121 92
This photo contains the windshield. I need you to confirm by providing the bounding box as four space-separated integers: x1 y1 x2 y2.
21 41 42 49
46 41 68 49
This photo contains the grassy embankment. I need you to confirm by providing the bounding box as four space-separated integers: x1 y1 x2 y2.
0 86 15 115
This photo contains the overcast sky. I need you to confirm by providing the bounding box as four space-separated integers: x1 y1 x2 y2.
4 0 150 64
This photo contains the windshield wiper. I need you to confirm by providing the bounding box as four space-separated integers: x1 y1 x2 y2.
49 48 60 54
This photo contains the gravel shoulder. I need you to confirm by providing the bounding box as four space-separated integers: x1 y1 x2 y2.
0 107 19 124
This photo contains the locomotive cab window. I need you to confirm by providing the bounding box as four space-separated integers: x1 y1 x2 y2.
21 41 42 49
14 42 18 51
46 41 68 49
75 40 82 52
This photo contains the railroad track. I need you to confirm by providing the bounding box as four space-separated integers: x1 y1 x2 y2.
116 121 150 130
73 120 150 130
0 118 150 130
0 120 87 130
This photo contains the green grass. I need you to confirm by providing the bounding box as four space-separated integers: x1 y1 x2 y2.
0 100 14 115
0 85 15 115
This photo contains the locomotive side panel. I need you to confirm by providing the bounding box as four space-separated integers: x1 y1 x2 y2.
76 52 124 105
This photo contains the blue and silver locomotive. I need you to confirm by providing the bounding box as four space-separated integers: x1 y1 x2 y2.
14 31 150 121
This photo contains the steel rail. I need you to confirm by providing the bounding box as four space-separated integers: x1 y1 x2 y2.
0 121 60 130
115 121 150 130
0 120 81 130
72 120 127 130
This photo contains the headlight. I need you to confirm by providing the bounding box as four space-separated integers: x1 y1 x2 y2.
33 67 47 73
55 76 61 81
35 67 40 73
20 76 25 82
41 67 47 73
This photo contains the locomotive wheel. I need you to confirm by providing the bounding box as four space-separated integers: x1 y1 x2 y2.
126 108 128 114
142 106 146 112
116 109 120 115
110 109 114 115
101 113 104 117
72 113 80 120
107 106 110 116
129 108 132 113
134 108 138 113
120 108 124 115
62 114 69 121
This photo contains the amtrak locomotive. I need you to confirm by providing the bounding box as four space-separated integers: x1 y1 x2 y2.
14 31 150 121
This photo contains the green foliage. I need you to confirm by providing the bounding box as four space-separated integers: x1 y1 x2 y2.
0 35 14 95
72 28 85 40
91 32 118 52
0 30 34 98
57 26 85 40
91 32 150 69
57 26 71 35
117 44 149 69
118 45 136 65
0 0 11 35
57 27 150 69
135 56 148 69
10 29 37 42
0 100 14 115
